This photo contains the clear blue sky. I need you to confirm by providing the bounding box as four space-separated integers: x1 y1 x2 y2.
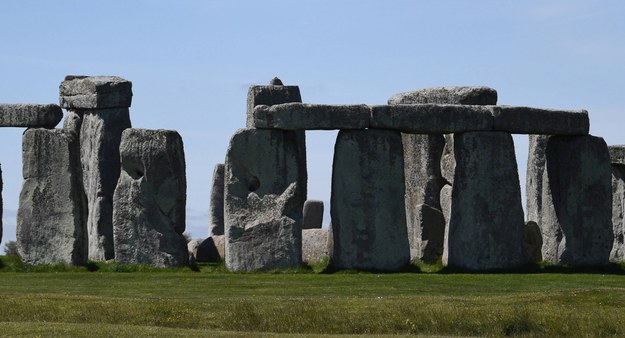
1 1 624 245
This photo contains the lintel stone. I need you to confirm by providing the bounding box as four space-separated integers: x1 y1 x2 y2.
253 103 370 130
609 145 625 165
492 106 589 135
59 75 132 109
388 86 497 105
0 104 63 128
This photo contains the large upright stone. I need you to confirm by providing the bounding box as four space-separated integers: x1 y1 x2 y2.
302 200 324 229
210 164 225 236
59 76 133 109
0 104 63 128
330 129 409 271
17 129 88 265
446 132 525 270
388 86 498 105
0 163 2 244
224 128 305 272
526 135 550 225
112 129 187 267
607 145 625 262
529 136 613 266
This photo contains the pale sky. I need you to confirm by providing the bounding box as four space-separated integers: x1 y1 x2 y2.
1 1 624 244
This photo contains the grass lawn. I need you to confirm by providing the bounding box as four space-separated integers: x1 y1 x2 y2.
1 256 625 337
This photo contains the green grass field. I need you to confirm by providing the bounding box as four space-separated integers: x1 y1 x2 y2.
1 256 625 337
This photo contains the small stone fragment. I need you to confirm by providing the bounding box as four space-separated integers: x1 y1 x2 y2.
0 104 63 128
269 77 283 86
302 200 324 229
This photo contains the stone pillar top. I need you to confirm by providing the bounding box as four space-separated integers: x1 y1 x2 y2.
269 77 283 85
59 75 133 109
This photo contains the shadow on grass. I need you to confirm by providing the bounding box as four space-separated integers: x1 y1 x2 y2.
438 261 625 275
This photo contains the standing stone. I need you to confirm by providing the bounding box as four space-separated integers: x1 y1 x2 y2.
330 129 409 271
446 132 525 270
302 228 329 263
17 129 88 265
530 136 613 266
303 200 324 229
0 163 2 245
210 164 225 236
60 75 133 261
112 129 187 267
224 128 304 272
526 135 550 225
415 204 445 264
609 146 625 262
523 221 543 263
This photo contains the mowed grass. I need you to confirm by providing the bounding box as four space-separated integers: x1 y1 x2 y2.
1 256 625 337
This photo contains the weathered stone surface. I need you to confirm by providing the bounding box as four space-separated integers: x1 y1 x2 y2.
532 136 613 266
224 128 304 271
253 103 370 130
523 221 543 263
81 108 131 261
440 134 455 185
0 104 63 128
440 184 452 265
330 129 409 271
189 236 224 263
609 145 625 165
0 163 2 244
492 106 589 135
59 76 132 109
302 228 329 263
446 132 525 270
526 135 550 225
63 110 83 133
210 164 225 236
17 129 88 265
414 204 445 264
388 86 498 105
610 164 625 263
303 200 324 229
246 81 302 128
112 129 187 267
370 104 493 134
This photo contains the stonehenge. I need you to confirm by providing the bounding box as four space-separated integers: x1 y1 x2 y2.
3 75 625 272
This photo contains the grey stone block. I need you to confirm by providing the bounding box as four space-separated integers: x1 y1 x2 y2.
610 164 625 263
210 164 225 236
253 103 370 130
190 236 223 263
532 135 613 266
446 132 525 270
224 128 304 272
370 104 493 134
17 129 88 265
0 104 63 128
303 200 324 229
608 145 625 165
113 129 188 267
330 129 410 271
59 75 132 109
440 184 452 265
302 228 329 263
523 221 543 263
246 80 302 128
526 135 550 225
492 106 589 135
440 134 455 185
80 108 131 261
388 86 497 105
414 204 445 264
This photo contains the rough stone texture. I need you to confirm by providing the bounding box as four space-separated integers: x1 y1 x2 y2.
253 103 370 130
246 82 302 128
189 237 224 263
302 228 329 263
81 108 131 261
59 76 133 109
609 145 625 165
526 135 550 225
330 129 409 271
302 200 324 229
531 136 613 266
0 163 2 244
446 132 525 270
187 239 201 265
63 110 83 133
112 129 188 267
440 184 452 265
523 221 543 263
388 86 498 105
224 128 304 272
414 204 445 264
611 164 625 262
17 129 88 265
210 164 225 236
0 104 63 128
492 106 589 135
440 134 455 185
370 104 493 134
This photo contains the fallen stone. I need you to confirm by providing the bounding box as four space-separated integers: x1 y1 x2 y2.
17 129 88 265
224 128 304 271
210 164 225 236
330 129 410 271
370 104 493 134
492 106 589 135
253 103 370 130
81 108 131 261
303 200 324 229
112 129 188 267
0 104 63 128
609 145 625 165
611 164 625 263
446 132 525 270
523 221 543 263
388 86 498 105
59 75 132 109
414 204 445 264
302 228 329 263
534 135 613 266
